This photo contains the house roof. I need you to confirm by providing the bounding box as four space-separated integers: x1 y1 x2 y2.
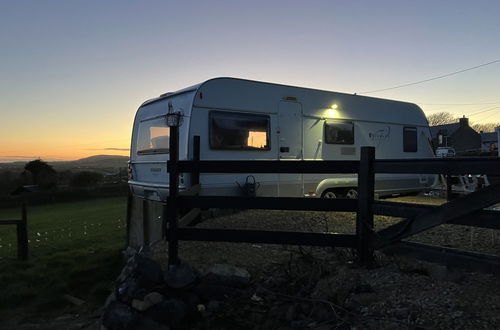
480 132 498 143
430 123 460 137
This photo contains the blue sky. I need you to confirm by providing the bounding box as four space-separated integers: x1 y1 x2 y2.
1 0 499 161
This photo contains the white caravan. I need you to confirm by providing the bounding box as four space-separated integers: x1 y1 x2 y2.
128 78 436 201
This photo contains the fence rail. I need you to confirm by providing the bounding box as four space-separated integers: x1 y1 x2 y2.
162 131 500 271
0 203 28 260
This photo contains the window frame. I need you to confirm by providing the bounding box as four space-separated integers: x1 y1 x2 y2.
324 120 355 145
403 126 418 152
136 116 170 155
209 110 271 151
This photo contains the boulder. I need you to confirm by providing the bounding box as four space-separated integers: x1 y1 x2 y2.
164 263 198 289
145 299 187 327
102 301 139 330
132 292 164 312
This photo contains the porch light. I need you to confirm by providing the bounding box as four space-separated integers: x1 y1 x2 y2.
166 102 184 127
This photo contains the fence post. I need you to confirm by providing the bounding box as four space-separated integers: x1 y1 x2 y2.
167 125 180 266
125 192 133 248
193 136 200 185
142 199 150 247
356 147 375 265
17 203 28 260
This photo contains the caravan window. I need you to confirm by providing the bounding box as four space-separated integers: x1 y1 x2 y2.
324 121 354 144
403 127 417 152
209 111 270 150
136 117 170 154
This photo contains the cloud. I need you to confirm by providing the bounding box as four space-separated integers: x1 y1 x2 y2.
0 155 41 159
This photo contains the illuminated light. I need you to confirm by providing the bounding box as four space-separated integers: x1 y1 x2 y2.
326 109 338 118
330 104 338 109
247 131 267 148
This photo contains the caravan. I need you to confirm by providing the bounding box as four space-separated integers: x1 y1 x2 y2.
128 78 436 201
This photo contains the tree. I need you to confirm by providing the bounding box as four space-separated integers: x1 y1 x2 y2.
24 159 57 188
471 122 500 133
426 111 500 132
426 112 457 126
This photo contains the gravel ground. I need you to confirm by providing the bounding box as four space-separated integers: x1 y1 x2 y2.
146 195 500 329
10 196 498 329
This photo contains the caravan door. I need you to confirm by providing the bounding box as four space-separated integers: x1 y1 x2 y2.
277 101 303 197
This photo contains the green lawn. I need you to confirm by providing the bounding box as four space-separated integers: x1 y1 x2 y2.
0 197 127 314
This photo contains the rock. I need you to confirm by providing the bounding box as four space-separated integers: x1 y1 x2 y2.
145 299 187 327
117 277 148 302
204 264 251 288
251 293 264 303
180 292 202 313
123 246 138 259
117 253 163 286
102 301 139 330
131 292 164 311
134 254 164 285
116 254 164 303
164 263 198 289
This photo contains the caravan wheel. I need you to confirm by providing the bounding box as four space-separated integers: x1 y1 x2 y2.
344 188 358 199
321 189 342 199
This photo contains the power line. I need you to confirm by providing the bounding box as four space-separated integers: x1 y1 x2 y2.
360 58 500 94
468 105 500 117
419 101 500 106
476 110 500 123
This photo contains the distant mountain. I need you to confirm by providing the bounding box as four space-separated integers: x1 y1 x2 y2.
64 155 129 169
74 155 129 163
0 155 130 173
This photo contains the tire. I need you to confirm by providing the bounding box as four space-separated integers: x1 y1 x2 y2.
321 189 342 199
344 188 358 199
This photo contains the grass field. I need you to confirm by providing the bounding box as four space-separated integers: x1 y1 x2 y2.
0 197 127 316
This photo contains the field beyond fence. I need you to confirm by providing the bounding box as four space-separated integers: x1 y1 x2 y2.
0 197 127 316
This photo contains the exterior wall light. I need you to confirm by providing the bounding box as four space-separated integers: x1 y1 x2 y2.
166 102 184 127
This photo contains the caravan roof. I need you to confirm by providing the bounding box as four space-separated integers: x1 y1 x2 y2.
138 77 428 126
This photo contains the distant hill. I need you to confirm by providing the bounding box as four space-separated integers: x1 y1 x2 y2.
62 155 130 170
0 155 130 173
73 155 129 164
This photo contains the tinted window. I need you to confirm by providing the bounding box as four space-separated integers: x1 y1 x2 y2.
210 111 270 150
137 117 170 154
324 121 354 144
403 127 417 152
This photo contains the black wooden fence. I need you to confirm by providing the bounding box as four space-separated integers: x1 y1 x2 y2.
0 203 28 260
165 130 500 269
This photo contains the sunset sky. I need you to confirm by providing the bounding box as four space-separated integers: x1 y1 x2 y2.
1 0 500 162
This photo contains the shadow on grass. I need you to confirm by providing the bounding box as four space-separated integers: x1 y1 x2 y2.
0 247 123 313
